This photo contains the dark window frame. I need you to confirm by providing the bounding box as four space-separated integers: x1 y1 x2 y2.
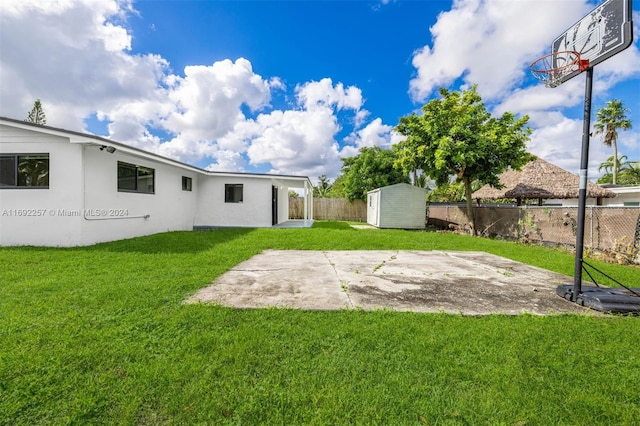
182 176 192 191
0 153 50 189
225 183 243 203
117 161 155 194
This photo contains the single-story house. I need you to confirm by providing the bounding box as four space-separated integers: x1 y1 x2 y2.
547 185 640 207
589 185 640 207
367 183 427 229
0 116 313 246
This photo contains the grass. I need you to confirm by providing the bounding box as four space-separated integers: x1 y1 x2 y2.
1 223 639 424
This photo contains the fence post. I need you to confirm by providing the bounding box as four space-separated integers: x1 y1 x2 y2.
589 206 594 250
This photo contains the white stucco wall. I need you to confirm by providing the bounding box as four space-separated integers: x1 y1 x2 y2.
0 125 84 246
195 175 274 227
79 146 198 245
2 119 310 246
1 124 200 246
601 187 640 206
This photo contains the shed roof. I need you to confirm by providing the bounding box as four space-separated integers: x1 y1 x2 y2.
472 157 615 200
367 182 427 194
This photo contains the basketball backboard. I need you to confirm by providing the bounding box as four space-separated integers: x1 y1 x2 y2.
551 0 633 85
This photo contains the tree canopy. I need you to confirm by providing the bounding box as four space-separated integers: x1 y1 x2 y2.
340 146 409 201
394 85 532 234
313 175 332 198
598 155 640 185
593 99 632 185
26 99 47 125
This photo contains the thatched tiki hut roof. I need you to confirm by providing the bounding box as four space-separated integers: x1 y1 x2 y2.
472 157 615 205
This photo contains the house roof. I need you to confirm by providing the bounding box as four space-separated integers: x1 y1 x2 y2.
0 116 312 188
472 157 616 200
600 185 640 195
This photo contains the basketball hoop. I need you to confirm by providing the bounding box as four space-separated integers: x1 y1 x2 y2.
529 51 589 88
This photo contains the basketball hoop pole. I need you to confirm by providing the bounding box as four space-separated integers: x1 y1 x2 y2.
572 65 594 300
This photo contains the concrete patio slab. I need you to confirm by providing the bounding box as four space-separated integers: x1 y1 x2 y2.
186 250 596 315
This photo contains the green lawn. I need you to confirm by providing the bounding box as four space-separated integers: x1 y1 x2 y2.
1 223 639 425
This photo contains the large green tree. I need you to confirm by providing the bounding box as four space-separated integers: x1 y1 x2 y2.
593 99 632 185
426 180 482 203
340 146 409 201
326 173 347 198
26 99 47 125
394 85 531 235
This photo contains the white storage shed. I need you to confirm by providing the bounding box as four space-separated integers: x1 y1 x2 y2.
367 183 427 229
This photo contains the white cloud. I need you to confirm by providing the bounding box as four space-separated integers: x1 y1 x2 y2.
245 107 343 177
0 1 271 158
408 0 640 179
162 58 272 141
592 45 640 93
343 118 393 151
0 0 165 131
204 150 248 173
619 130 640 152
296 78 364 111
0 0 397 179
409 0 589 101
527 116 619 178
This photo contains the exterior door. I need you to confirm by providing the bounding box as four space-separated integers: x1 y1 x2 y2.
272 185 278 226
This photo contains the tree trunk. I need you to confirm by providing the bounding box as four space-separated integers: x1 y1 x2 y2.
463 176 476 236
612 141 618 185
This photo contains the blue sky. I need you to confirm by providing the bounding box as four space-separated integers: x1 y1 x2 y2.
1 0 639 184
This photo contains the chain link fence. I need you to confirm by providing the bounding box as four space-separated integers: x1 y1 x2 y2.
428 205 640 263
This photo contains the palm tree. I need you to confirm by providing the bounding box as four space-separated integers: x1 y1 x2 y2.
593 99 632 185
597 154 629 183
617 161 640 185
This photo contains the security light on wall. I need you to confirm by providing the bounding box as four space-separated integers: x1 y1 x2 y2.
100 145 116 153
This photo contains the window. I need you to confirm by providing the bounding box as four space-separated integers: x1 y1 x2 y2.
0 154 49 188
117 161 154 194
624 202 640 207
225 184 243 203
182 176 192 191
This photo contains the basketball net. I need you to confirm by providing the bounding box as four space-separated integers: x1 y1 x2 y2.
529 51 589 88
